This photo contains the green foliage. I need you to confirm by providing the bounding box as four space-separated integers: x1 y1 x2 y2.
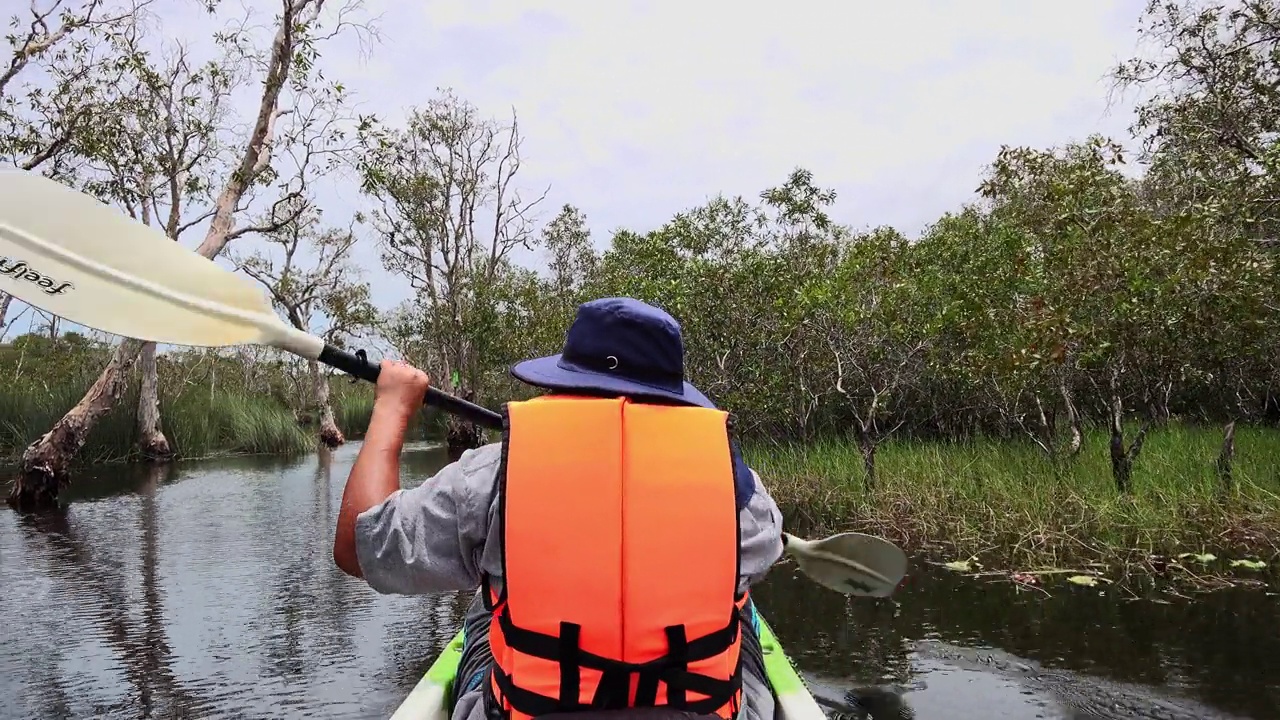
423 148 1279 447
356 88 547 404
1114 0 1280 242
0 0 148 177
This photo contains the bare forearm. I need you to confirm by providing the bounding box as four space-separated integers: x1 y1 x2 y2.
333 405 412 576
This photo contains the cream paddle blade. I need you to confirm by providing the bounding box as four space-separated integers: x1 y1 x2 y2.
0 169 301 350
783 531 909 597
0 169 502 429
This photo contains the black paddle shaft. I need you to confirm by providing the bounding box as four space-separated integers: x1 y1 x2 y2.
317 345 504 430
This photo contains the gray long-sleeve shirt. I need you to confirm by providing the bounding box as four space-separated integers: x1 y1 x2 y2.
353 441 787 720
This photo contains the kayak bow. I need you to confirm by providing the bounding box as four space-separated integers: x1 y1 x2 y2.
389 611 824 720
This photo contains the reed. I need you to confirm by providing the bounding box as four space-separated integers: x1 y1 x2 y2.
748 423 1280 573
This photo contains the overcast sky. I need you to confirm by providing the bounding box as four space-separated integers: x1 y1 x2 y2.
6 0 1156 339
324 0 1152 297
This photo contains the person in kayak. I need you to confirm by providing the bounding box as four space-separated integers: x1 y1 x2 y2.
333 296 785 720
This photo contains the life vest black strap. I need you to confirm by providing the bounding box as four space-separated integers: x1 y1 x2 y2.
653 625 689 707
492 663 577 716
491 662 742 717
592 667 632 708
490 607 743 716
496 604 740 670
667 662 741 700
558 621 580 711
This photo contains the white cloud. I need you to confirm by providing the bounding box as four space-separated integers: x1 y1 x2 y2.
299 0 1149 312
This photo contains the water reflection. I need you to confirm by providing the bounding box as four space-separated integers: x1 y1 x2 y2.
1 443 470 719
1 442 1277 720
4 463 214 718
754 556 1280 719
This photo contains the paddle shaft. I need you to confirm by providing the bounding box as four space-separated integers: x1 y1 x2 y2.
316 345 503 429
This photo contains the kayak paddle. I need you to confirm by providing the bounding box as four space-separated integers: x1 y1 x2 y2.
783 531 908 597
0 169 502 429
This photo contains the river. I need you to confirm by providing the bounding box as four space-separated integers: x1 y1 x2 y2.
1 441 1277 720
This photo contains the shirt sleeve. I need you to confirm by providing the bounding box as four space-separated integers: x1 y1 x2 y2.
738 469 784 590
352 443 501 595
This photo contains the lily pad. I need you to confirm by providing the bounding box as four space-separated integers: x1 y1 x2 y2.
1229 559 1267 571
1176 552 1217 564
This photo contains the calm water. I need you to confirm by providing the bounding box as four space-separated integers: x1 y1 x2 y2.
1 442 1277 720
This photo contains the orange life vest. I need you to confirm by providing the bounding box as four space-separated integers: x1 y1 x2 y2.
480 395 746 720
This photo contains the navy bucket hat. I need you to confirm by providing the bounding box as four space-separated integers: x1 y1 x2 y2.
509 297 715 409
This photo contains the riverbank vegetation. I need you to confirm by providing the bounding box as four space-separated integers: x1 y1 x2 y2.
3 0 1280 579
749 426 1280 586
0 333 397 466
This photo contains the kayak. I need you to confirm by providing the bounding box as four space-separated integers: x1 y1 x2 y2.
388 611 825 720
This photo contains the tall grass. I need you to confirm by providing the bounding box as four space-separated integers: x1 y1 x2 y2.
0 334 412 469
0 372 453 470
163 390 314 458
0 382 315 466
332 386 375 439
329 384 444 442
746 423 1280 569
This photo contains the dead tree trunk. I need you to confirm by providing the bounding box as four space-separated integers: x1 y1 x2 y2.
1216 420 1237 494
0 293 12 331
854 420 877 492
1028 392 1057 457
1028 378 1083 464
8 338 144 509
308 359 344 448
1108 372 1150 494
9 0 319 509
1146 380 1174 426
136 342 173 461
445 390 482 461
1060 377 1082 456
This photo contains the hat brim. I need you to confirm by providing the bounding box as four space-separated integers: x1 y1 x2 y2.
510 354 716 409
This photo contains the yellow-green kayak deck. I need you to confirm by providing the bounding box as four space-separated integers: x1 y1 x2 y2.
389 612 825 720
